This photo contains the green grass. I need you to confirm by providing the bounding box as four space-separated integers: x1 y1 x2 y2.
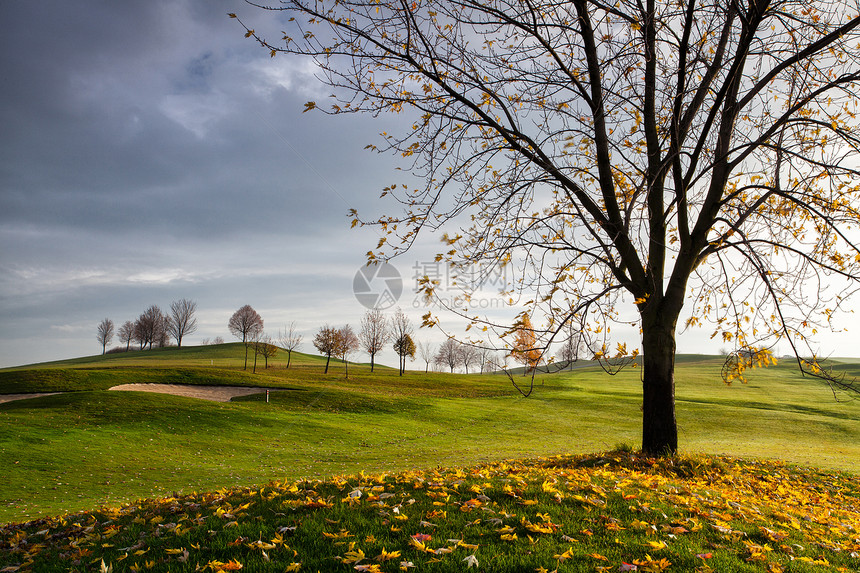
0 344 858 530
1 452 858 572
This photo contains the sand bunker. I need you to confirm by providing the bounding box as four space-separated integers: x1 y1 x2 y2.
108 384 272 402
0 392 64 404
0 385 274 405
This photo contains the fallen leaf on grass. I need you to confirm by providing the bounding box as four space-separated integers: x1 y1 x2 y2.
375 548 401 561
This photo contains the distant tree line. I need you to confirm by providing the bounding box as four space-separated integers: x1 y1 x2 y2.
96 298 198 355
97 303 582 376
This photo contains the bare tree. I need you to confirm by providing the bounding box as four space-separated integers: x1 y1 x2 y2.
390 308 413 375
435 338 460 373
133 319 146 350
559 322 586 370
313 324 339 374
336 324 360 378
228 304 264 370
254 334 278 372
118 320 134 352
167 298 198 348
359 308 390 372
476 344 495 374
417 340 434 373
458 343 479 374
156 315 171 348
135 305 164 350
96 318 114 355
276 322 303 368
240 2 860 454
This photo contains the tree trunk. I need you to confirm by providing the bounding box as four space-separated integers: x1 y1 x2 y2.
324 353 331 374
244 344 249 370
640 314 679 456
370 353 375 372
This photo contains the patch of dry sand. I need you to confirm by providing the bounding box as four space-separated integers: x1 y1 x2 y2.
0 392 63 404
0 384 277 405
108 384 272 402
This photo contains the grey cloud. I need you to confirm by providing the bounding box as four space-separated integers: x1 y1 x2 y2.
0 1 485 368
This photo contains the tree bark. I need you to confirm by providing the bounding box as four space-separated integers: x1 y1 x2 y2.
640 313 679 456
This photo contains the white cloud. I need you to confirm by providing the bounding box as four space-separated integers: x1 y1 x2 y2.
249 57 327 98
160 92 231 138
50 323 88 334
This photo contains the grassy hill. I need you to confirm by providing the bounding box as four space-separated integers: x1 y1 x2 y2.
1 344 858 529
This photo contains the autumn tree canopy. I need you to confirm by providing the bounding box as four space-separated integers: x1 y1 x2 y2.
238 1 860 455
313 324 340 374
510 315 542 375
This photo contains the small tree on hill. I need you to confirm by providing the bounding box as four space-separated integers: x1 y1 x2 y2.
476 344 494 374
359 308 390 372
559 322 586 370
167 298 198 348
228 304 264 370
313 324 339 374
96 318 114 355
135 305 164 350
393 333 416 375
458 343 479 374
276 322 303 368
510 315 541 375
417 340 434 373
254 335 278 372
336 324 360 378
436 337 459 373
390 308 413 376
118 320 134 352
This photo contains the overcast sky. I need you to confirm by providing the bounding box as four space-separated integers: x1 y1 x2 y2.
1 1 856 369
